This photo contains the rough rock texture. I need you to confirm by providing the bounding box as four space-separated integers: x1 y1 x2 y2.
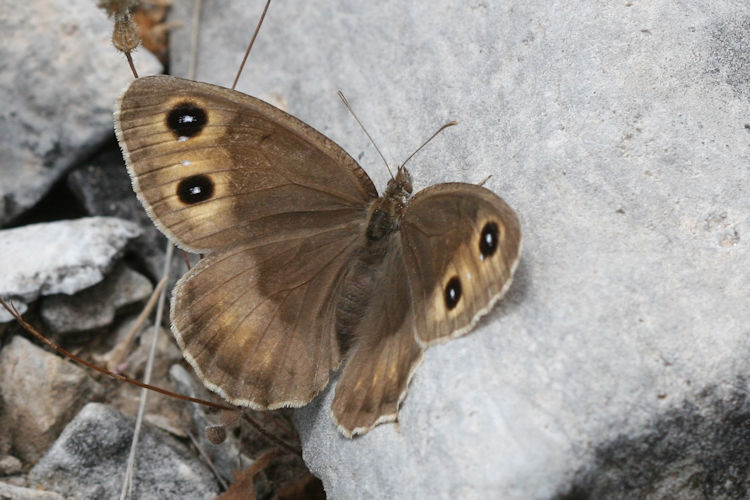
0 336 103 464
67 146 184 283
0 216 141 322
0 455 22 476
169 364 249 485
167 1 750 498
28 403 219 499
117 319 184 380
0 0 161 226
169 364 313 499
40 262 152 334
0 481 64 500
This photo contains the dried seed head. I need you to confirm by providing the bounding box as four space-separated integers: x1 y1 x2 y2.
112 13 140 54
97 0 137 18
205 425 227 445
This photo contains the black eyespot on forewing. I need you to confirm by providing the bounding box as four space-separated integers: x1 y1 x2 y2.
167 102 207 138
479 221 499 259
177 174 214 204
444 276 462 310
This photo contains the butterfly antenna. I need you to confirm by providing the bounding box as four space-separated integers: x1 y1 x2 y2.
231 0 272 90
337 90 394 178
400 121 458 169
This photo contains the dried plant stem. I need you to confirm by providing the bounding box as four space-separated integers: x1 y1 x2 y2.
241 413 301 456
188 430 229 490
181 249 192 270
120 242 174 500
188 0 202 81
219 449 284 498
126 52 139 78
120 0 210 491
0 298 236 409
231 0 272 90
105 276 168 371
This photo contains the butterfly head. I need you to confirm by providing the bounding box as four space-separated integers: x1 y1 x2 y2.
384 166 413 200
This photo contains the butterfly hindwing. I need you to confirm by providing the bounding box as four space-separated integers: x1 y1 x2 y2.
400 183 521 346
330 182 521 435
330 242 424 436
172 220 366 408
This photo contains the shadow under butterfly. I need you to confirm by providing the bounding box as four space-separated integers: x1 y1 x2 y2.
114 75 521 437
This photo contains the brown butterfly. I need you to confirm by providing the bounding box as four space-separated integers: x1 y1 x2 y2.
114 75 521 437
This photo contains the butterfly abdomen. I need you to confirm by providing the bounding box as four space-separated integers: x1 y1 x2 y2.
335 235 391 352
334 199 406 353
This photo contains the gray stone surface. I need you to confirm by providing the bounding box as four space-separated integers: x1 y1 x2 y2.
0 336 103 464
166 1 750 498
0 481 63 500
0 216 141 322
28 403 219 499
0 0 161 226
40 262 152 334
94 316 183 375
169 364 250 485
0 455 22 476
169 364 316 498
127 323 184 378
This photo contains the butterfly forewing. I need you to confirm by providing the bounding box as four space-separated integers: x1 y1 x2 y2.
115 75 377 254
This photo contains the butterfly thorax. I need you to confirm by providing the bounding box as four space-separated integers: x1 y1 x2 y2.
365 166 413 241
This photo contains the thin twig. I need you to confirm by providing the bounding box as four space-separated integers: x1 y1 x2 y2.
125 52 139 78
181 249 192 270
231 0 272 90
188 430 229 490
121 242 171 499
105 276 168 371
187 0 202 80
219 449 284 497
240 413 301 456
477 174 492 187
0 297 235 411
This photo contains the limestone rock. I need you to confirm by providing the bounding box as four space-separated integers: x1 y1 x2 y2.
0 336 103 464
0 217 141 322
0 455 22 476
0 481 63 500
0 0 161 226
28 403 219 499
170 1 750 498
40 262 152 334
